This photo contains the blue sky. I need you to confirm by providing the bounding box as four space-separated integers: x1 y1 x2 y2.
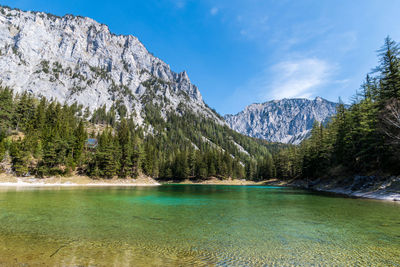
3 0 400 115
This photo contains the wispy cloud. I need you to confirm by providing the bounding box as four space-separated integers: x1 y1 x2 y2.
225 57 334 114
210 7 219 16
267 58 332 99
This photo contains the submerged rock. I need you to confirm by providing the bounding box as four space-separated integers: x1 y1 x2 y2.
351 176 375 191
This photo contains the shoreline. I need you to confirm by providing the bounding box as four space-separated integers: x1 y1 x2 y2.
165 177 400 202
163 178 268 186
0 174 160 187
264 178 400 202
315 188 400 202
1 174 399 202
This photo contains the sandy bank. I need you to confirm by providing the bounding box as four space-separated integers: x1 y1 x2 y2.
0 174 160 187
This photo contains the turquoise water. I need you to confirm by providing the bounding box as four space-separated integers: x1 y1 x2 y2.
0 185 399 266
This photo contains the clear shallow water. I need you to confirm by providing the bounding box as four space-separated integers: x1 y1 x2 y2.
0 185 399 266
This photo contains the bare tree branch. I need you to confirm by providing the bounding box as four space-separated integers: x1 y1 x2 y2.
380 98 400 143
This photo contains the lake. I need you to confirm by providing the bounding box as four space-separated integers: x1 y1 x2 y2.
0 185 399 266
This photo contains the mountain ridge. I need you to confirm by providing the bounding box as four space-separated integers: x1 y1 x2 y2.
0 5 282 182
0 5 224 127
224 97 341 144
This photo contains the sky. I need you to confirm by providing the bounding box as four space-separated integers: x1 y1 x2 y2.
2 0 400 115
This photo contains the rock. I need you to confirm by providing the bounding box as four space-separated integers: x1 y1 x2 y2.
351 175 375 191
308 179 321 188
0 6 225 127
224 98 343 144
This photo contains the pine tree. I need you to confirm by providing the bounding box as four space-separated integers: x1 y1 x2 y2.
376 36 400 101
360 74 378 100
196 154 208 179
131 135 143 177
117 119 132 178
13 92 36 131
40 138 63 176
73 120 87 164
94 129 118 179
0 140 5 162
0 86 14 132
331 102 348 166
188 148 196 177
143 142 154 176
34 97 47 134
10 140 30 176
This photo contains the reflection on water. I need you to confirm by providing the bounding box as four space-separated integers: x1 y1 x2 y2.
0 185 399 266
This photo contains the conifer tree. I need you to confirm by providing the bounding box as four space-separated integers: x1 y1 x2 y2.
0 86 14 132
10 140 30 176
376 36 400 101
117 119 132 178
131 135 144 177
73 120 87 164
95 129 118 179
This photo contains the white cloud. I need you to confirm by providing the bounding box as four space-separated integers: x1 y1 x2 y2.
267 58 332 99
225 58 334 114
210 7 219 15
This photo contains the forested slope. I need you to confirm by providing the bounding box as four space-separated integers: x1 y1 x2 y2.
274 37 400 180
0 86 276 181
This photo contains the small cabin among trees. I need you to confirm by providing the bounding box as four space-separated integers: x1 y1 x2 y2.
85 138 98 150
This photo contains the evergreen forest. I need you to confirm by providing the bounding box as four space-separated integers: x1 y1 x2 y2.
0 86 277 180
275 37 400 180
0 37 399 182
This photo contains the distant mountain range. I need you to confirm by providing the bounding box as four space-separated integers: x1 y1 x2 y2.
0 5 271 162
224 97 341 144
0 6 342 147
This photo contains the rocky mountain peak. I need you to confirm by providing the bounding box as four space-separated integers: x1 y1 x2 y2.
0 5 222 126
224 97 341 144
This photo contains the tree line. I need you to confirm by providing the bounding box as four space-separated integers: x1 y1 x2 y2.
0 86 276 180
275 37 400 180
5 36 396 182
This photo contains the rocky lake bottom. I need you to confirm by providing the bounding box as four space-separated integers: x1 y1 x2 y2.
0 185 399 266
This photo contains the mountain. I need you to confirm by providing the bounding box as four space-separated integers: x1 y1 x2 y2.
0 5 223 126
0 5 279 181
224 97 341 144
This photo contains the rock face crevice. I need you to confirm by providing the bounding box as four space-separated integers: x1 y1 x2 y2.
0 6 223 125
224 97 340 144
